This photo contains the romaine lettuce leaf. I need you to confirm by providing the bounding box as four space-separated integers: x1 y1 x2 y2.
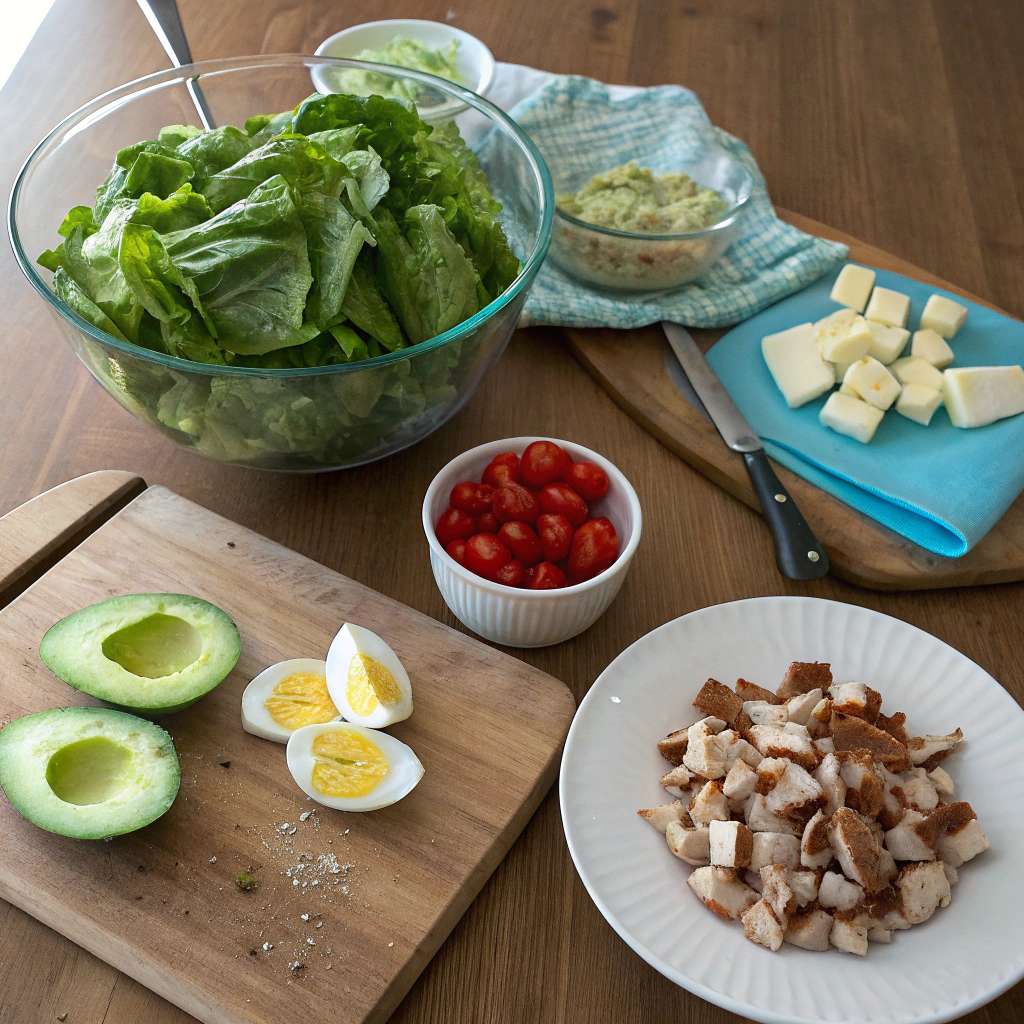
52 267 129 341
340 252 406 352
95 142 194 223
176 126 252 192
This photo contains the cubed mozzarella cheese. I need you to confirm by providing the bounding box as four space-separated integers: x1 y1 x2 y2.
813 309 872 363
895 383 943 426
865 287 911 328
920 294 968 339
911 329 954 369
830 264 876 313
761 323 834 408
833 360 853 384
820 392 885 443
943 366 1024 428
842 357 902 411
890 356 944 391
866 321 909 365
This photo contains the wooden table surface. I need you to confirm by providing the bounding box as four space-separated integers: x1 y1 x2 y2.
2 1 1023 1022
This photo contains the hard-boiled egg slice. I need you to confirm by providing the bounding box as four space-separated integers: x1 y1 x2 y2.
286 721 423 812
241 659 339 743
326 624 413 729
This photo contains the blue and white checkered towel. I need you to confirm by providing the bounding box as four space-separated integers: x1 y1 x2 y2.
485 68 848 329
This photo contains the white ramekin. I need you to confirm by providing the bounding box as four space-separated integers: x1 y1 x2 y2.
422 437 642 648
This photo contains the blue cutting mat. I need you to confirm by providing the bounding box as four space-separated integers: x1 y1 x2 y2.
706 264 1024 557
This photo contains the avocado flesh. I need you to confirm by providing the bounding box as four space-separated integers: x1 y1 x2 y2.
40 594 241 713
0 707 180 839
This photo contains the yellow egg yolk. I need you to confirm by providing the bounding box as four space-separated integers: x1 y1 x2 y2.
310 730 390 798
346 654 402 716
263 672 338 731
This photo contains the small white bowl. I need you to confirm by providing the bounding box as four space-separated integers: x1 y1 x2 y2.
313 20 495 122
422 437 642 648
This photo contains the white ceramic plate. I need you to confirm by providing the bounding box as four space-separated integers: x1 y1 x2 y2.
559 597 1024 1024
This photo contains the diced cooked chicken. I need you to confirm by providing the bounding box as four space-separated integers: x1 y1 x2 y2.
689 780 731 826
896 861 951 924
687 866 758 921
637 800 687 834
723 760 758 809
828 682 882 723
818 870 864 911
665 820 711 865
786 688 824 727
828 807 891 894
715 729 763 770
683 720 729 779
899 768 939 811
807 697 833 738
928 766 955 799
883 810 936 862
876 710 910 745
745 793 802 836
836 751 884 817
813 753 847 817
830 712 910 771
935 818 989 867
941 862 958 887
907 729 963 770
788 868 820 907
830 915 869 956
744 869 764 892
755 757 789 791
759 864 798 922
749 832 801 871
659 763 699 797
743 700 789 727
764 761 825 824
693 679 752 731
777 661 833 701
736 678 780 704
742 898 785 950
868 927 892 944
814 736 836 755
657 728 689 766
876 764 907 831
709 819 754 868
784 907 833 951
748 723 821 771
801 808 834 869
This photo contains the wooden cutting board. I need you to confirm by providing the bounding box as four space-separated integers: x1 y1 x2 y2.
0 472 575 1024
566 208 1024 591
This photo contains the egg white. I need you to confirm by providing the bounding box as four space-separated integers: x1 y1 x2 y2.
286 721 424 812
241 658 336 743
326 623 413 728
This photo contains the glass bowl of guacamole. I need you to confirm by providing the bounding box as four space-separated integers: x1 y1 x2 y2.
549 150 753 292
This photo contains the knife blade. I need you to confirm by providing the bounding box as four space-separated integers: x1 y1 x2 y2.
661 321 829 581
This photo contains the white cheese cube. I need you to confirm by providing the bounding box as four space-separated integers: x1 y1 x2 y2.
920 294 968 339
842 357 902 411
830 264 876 313
820 392 885 444
813 309 872 363
944 366 1024 428
866 321 909 365
761 323 834 409
890 356 944 391
911 329 954 369
865 287 911 328
895 384 943 426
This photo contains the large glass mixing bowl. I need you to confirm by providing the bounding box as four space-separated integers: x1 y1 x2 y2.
9 55 553 471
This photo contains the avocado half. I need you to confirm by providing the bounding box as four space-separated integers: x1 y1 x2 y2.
0 707 181 839
40 593 241 714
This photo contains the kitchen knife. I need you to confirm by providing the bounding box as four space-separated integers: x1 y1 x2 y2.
661 321 829 580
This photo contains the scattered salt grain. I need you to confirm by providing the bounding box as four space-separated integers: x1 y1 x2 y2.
209 856 217 864
263 942 273 951
299 811 312 822
300 913 309 921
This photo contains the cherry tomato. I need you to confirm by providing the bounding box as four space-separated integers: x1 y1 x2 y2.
536 513 574 562
476 511 499 534
491 483 540 525
521 440 572 488
445 539 467 565
464 533 512 580
450 481 494 515
539 482 588 528
482 452 521 488
493 558 525 587
522 565 536 587
568 517 619 582
529 561 568 590
436 507 475 547
563 461 610 502
497 521 542 566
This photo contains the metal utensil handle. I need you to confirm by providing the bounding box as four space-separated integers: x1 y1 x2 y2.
742 450 830 580
135 0 217 129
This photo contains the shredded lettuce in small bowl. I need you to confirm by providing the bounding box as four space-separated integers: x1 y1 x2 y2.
335 37 463 102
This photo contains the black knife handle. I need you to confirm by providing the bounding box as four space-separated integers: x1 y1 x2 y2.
742 450 829 580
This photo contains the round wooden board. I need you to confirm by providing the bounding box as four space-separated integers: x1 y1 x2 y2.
565 209 1024 591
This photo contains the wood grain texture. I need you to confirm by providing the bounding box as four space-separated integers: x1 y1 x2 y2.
567 209 1024 590
1 0 1023 1022
0 482 574 1024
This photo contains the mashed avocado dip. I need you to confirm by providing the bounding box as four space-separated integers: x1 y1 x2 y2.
337 37 463 102
556 162 729 234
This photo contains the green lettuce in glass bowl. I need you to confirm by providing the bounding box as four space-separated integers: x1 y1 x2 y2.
9 55 552 471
